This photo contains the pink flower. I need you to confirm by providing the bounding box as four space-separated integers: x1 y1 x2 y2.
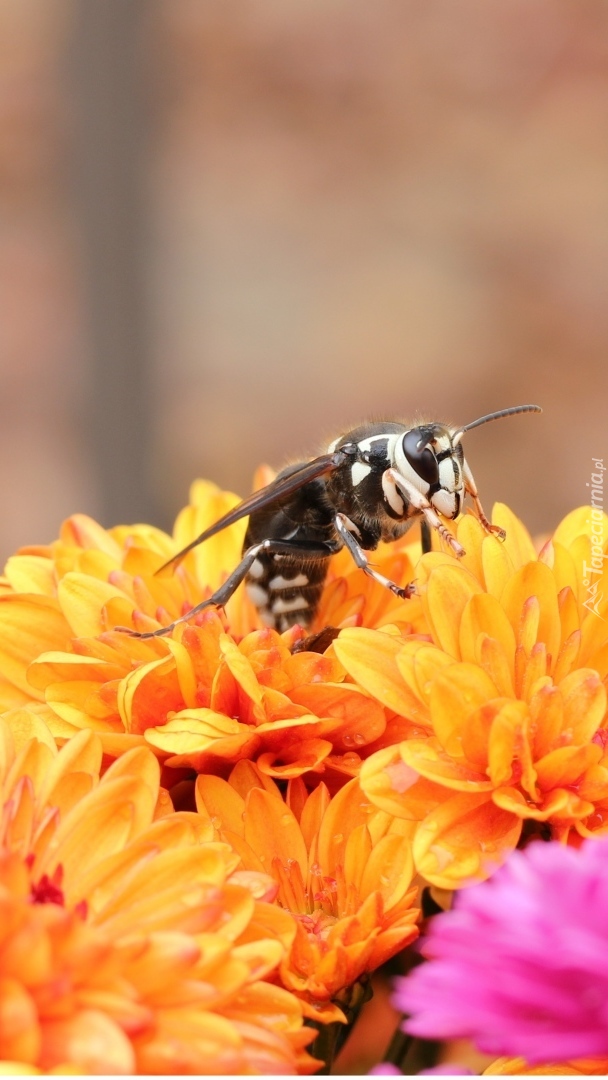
395 840 608 1065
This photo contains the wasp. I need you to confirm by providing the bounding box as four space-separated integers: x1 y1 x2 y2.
119 404 541 640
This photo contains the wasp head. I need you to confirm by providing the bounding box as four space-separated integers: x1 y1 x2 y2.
396 422 465 520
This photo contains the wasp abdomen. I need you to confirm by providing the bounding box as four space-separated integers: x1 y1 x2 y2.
244 549 328 631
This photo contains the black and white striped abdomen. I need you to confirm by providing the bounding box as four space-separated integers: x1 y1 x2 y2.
245 549 329 631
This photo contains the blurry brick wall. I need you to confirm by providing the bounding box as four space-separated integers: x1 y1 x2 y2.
0 0 96 560
1 0 608 563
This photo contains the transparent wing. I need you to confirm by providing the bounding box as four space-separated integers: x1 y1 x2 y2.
156 450 346 575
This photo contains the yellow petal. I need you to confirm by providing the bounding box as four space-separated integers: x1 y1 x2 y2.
145 709 261 768
56 573 129 637
3 555 56 596
334 628 420 718
0 597 70 698
501 562 561 661
481 531 517 599
423 565 484 658
459 592 516 676
493 502 537 568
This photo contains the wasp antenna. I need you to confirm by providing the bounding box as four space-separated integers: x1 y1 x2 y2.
451 404 542 445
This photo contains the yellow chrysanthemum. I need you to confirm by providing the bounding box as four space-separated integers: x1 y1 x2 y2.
335 505 608 888
196 762 419 1022
0 711 316 1075
0 481 426 777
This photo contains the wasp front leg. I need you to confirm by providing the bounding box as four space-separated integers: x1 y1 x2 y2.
117 537 335 639
384 469 466 557
334 513 416 599
462 461 506 541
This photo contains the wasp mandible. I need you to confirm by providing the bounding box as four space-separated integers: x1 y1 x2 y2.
119 404 541 639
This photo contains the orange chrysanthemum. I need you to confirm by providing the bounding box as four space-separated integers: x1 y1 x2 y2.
335 505 608 888
0 480 425 777
485 1056 608 1075
0 711 316 1075
196 762 420 1022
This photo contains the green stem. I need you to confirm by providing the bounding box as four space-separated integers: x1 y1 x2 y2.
310 1021 342 1075
383 1019 413 1069
310 979 373 1074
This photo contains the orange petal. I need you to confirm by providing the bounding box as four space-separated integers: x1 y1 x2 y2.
560 669 607 743
256 739 332 779
360 745 452 822
41 1010 136 1074
289 683 386 750
359 833 414 908
400 739 492 792
493 785 591 823
430 663 499 760
413 792 521 888
244 788 308 880
535 744 603 791
118 654 185 736
195 775 247 837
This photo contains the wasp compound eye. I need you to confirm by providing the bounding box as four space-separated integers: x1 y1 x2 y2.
401 429 439 486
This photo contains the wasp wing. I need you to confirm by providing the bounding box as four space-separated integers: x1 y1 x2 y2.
156 450 346 575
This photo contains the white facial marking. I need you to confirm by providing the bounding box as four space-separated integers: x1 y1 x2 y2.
382 472 405 515
351 461 372 487
271 595 309 614
438 457 457 493
249 558 265 579
432 489 457 518
358 433 390 453
246 583 269 606
269 572 309 589
433 434 452 454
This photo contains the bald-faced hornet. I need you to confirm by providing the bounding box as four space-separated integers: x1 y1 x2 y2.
119 404 541 639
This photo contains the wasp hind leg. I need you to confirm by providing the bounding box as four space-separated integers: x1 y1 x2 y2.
334 513 416 600
116 537 336 640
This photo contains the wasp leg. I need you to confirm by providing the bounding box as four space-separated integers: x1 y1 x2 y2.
116 538 336 640
385 468 466 557
420 519 432 555
462 461 506 541
334 513 415 599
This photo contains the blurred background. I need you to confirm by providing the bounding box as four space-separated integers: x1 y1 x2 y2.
1 0 607 564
